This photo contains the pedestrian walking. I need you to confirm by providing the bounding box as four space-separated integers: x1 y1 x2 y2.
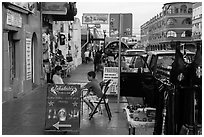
94 50 102 72
52 65 64 84
84 50 90 63
81 71 103 116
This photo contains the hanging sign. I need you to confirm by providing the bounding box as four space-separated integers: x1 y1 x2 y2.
45 84 81 133
82 13 108 24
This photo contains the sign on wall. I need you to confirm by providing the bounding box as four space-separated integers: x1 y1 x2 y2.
26 32 32 80
45 84 81 133
6 9 22 28
82 13 108 24
103 67 118 95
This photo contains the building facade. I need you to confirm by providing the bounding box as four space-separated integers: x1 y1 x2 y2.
141 2 195 51
2 2 43 102
192 2 202 43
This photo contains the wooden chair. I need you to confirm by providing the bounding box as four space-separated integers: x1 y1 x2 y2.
89 79 112 120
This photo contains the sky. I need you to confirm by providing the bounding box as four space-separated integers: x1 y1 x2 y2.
75 0 166 37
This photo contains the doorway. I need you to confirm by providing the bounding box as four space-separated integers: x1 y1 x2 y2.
8 31 16 85
31 33 38 89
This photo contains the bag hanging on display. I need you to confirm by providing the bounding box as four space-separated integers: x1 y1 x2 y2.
66 55 73 62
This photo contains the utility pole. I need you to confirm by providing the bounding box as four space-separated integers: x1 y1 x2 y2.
117 13 123 112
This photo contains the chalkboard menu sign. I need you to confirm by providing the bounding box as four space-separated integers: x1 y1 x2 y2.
45 84 81 132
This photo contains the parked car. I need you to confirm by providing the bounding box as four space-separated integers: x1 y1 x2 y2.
124 49 147 64
125 49 146 55
120 50 195 108
120 54 155 105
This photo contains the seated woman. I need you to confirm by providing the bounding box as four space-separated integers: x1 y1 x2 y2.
81 71 103 116
52 65 64 84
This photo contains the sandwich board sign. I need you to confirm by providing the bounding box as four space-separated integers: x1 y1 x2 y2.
45 84 81 133
103 67 118 95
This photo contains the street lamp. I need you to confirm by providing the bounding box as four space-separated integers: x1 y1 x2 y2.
103 30 106 53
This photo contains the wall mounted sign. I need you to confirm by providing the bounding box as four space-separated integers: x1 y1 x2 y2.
6 9 22 28
25 32 32 80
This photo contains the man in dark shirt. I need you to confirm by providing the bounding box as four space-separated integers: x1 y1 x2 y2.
82 71 103 115
94 51 102 72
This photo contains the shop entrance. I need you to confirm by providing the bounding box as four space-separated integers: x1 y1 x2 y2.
8 31 16 85
31 33 38 89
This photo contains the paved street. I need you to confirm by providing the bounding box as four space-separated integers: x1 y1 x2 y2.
2 62 154 135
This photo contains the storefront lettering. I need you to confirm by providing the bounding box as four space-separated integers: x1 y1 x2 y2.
6 9 22 28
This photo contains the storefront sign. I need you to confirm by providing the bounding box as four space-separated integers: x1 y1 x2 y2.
103 67 118 95
6 9 22 28
26 32 32 80
82 13 108 24
45 84 81 133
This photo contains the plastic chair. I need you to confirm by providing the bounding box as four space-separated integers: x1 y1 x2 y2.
89 79 112 120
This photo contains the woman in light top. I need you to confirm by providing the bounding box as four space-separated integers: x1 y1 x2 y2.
52 65 64 84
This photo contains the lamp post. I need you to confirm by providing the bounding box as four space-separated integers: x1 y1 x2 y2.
103 30 106 53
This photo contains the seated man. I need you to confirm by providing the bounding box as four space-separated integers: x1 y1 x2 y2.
81 71 103 116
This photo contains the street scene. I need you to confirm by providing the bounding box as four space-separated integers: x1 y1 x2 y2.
2 1 202 135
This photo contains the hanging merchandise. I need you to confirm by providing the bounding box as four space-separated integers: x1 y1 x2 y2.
59 33 66 45
68 33 71 41
66 52 73 62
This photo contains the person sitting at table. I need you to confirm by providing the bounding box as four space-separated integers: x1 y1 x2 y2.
81 71 103 116
52 65 64 84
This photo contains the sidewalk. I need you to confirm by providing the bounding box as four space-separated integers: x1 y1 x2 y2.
2 62 154 135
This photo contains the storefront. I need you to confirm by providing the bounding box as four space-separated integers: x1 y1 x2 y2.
41 2 79 80
2 3 42 102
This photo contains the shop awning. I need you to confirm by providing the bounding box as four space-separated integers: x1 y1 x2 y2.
41 2 76 21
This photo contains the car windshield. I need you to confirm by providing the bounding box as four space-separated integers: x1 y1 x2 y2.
156 53 195 69
155 53 195 80
157 55 174 69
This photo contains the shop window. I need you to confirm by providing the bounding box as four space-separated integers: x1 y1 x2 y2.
167 31 177 38
188 8 192 13
180 5 187 13
182 18 192 25
167 18 177 25
181 30 192 37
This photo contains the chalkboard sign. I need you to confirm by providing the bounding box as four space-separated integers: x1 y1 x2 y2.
45 84 81 133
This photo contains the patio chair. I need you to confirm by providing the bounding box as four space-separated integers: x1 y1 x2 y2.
89 79 112 120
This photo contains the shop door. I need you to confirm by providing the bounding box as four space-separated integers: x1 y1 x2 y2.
32 33 38 89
